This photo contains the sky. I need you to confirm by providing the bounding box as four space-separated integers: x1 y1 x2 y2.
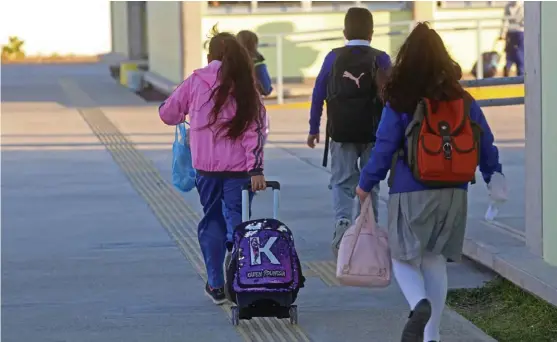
0 0 111 55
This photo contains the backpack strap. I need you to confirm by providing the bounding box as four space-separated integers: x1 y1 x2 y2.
322 128 330 167
387 148 404 187
322 47 346 167
387 99 427 188
462 92 478 185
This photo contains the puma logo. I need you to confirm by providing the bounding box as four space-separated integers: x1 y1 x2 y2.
343 71 365 88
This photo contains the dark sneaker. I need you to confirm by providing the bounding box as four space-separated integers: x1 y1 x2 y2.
204 283 226 305
401 298 432 342
332 218 351 257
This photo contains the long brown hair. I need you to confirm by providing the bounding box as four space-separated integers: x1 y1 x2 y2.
383 22 465 114
206 31 262 140
236 30 259 58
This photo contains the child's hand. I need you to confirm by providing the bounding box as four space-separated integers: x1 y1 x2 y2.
307 134 319 148
356 186 370 204
251 175 267 191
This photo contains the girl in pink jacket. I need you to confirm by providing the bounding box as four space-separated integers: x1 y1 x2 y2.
159 32 268 305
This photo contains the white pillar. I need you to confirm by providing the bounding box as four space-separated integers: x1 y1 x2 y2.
111 1 130 57
128 1 147 60
412 1 435 22
181 1 203 77
524 1 542 256
301 1 312 12
525 1 557 266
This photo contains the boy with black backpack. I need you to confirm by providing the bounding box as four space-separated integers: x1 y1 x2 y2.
306 7 391 256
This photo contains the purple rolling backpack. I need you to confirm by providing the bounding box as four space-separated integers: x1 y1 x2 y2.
225 181 304 325
232 218 301 293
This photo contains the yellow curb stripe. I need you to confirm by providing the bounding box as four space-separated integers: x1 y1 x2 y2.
305 261 341 287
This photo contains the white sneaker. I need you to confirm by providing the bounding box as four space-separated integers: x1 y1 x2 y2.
331 218 351 257
485 201 500 221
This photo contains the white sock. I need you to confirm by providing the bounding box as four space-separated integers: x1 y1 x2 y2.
392 258 427 309
421 252 448 342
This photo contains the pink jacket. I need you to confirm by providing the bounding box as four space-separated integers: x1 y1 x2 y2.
159 61 267 175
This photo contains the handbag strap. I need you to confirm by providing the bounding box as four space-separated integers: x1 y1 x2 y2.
175 121 189 142
344 196 375 267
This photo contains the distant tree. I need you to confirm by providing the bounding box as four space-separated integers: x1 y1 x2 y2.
2 36 26 60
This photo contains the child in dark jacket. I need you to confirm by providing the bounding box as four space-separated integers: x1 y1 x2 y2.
237 30 273 96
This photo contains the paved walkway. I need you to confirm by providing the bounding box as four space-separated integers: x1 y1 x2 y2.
2 63 499 342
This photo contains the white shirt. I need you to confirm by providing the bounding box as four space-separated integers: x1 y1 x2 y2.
501 1 524 36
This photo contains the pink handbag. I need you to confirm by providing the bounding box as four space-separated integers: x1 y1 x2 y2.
336 196 392 287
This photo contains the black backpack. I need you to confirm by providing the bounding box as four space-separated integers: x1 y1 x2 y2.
325 46 384 144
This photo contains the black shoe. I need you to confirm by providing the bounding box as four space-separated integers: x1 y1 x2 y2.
401 298 432 342
204 283 226 305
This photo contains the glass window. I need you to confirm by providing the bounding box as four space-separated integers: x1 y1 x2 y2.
208 1 242 7
437 1 507 8
207 1 251 13
254 1 301 12
309 2 359 12
206 1 408 14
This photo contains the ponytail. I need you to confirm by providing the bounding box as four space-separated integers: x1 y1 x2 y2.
206 32 262 140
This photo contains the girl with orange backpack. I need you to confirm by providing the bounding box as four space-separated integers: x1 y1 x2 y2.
356 23 503 342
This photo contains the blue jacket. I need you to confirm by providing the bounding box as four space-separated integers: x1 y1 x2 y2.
309 40 392 135
254 52 273 96
358 100 503 194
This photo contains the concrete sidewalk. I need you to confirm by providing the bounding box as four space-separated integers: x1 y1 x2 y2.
2 63 495 342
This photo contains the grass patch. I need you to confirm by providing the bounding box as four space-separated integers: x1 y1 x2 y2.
447 276 557 342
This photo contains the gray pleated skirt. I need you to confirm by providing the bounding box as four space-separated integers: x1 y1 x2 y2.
387 188 468 262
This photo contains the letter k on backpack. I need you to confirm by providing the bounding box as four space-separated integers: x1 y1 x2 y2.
396 94 482 186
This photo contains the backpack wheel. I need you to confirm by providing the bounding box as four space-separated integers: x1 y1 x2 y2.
288 305 298 325
231 306 240 326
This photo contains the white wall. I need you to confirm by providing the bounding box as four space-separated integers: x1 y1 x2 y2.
146 1 183 84
111 1 129 57
433 8 506 72
1 0 111 56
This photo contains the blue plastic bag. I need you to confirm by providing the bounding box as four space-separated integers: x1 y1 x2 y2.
172 122 197 193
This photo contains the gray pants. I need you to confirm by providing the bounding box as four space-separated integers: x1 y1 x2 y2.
329 141 379 222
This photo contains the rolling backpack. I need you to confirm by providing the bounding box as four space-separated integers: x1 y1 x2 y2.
471 39 504 79
389 94 482 187
225 181 305 326
322 45 384 167
471 51 501 79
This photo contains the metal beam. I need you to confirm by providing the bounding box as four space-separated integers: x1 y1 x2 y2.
476 97 524 107
460 76 525 87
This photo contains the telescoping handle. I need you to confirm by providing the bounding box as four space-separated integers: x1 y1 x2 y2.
241 181 281 222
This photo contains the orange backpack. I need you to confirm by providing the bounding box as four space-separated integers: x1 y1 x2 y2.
400 94 482 187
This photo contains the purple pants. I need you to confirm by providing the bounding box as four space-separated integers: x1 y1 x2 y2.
504 31 524 77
